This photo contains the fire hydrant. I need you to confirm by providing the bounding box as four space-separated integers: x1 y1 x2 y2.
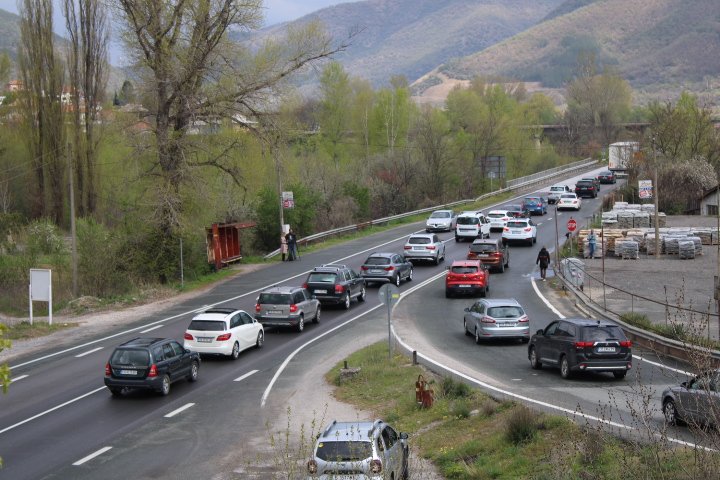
415 375 434 408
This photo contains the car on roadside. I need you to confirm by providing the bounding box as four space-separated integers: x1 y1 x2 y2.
445 259 489 298
463 298 529 344
597 170 617 184
306 419 409 480
557 193 582 211
403 233 446 264
425 209 456 232
184 307 264 357
466 238 509 273
501 218 537 246
575 179 598 198
304 264 366 309
104 337 200 397
360 252 413 286
528 318 632 379
254 286 320 332
661 370 720 427
486 210 512 232
547 184 572 204
455 211 491 242
523 196 547 216
505 204 530 218
581 176 601 191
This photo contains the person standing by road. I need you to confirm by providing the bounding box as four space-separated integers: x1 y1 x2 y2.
280 231 288 261
587 229 597 259
536 246 550 281
285 228 298 261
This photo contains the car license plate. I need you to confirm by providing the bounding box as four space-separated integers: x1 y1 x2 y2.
512 230 521 234
267 310 283 315
458 284 471 288
597 346 616 353
371 269 382 273
478 253 489 257
314 289 327 294
120 369 137 375
498 323 517 328
197 337 213 343
414 246 424 250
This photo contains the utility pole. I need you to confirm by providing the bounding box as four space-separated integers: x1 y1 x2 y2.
67 139 78 297
652 137 660 260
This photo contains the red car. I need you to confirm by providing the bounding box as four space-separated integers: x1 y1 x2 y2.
445 260 489 298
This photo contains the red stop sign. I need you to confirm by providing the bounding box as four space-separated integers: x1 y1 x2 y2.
567 219 577 232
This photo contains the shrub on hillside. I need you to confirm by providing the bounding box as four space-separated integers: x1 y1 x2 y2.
505 406 538 445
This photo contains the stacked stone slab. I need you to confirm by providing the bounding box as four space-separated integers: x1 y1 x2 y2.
678 240 696 259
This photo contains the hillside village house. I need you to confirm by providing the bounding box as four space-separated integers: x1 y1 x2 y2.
700 186 720 216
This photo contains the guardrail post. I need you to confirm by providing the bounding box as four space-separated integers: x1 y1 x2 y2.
412 350 417 365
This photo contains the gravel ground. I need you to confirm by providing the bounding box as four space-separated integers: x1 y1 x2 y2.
580 215 720 339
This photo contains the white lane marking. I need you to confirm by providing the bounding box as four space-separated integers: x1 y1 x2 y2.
74 347 103 358
10 374 28 383
72 446 112 466
140 325 164 333
632 354 692 377
261 270 447 408
0 387 106 435
164 403 195 418
531 278 566 319
234 370 258 382
547 217 553 221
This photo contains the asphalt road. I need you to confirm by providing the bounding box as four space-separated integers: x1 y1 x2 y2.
0 168 701 479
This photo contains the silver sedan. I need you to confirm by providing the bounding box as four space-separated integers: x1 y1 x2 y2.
463 298 529 343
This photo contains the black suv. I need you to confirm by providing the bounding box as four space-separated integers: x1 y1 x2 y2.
574 180 598 198
304 264 366 309
104 337 200 396
528 319 632 379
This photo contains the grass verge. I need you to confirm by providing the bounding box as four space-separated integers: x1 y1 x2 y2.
2 321 80 341
327 341 717 479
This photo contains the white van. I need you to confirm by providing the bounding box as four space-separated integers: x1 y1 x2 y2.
455 211 491 242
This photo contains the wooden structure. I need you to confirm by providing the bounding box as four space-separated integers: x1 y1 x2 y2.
206 222 256 270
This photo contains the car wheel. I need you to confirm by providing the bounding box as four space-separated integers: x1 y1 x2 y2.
313 305 321 324
533 236 537 244
297 315 305 332
464 319 472 336
560 356 572 379
434 255 440 265
159 375 171 396
343 293 351 310
474 328 481 345
663 399 683 426
231 341 240 360
527 238 533 247
109 387 123 397
455 236 460 242
407 268 413 282
613 371 626 379
445 289 452 298
521 337 529 343
500 261 505 273
358 287 366 302
480 287 486 298
188 361 199 382
394 274 401 287
529 347 541 369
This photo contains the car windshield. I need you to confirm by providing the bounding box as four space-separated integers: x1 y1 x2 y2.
487 306 524 318
487 213 506 219
550 187 565 192
524 198 540 203
308 273 338 283
111 348 150 366
560 194 576 199
456 217 478 225
507 205 523 211
315 441 373 462
430 211 450 218
470 243 497 253
577 181 593 186
258 293 292 305
365 257 391 266
451 266 478 274
582 326 626 342
188 320 226 331
408 236 432 244
506 221 528 228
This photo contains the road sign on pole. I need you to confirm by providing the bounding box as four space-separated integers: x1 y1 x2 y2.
639 179 653 199
567 218 577 232
378 284 400 359
281 191 294 209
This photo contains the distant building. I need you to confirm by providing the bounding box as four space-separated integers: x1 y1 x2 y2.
700 186 720 216
5 80 23 92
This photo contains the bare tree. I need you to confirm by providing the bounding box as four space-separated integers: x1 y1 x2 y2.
63 0 109 216
116 0 346 280
18 0 65 223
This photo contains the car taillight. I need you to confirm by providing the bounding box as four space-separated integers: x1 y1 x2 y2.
184 332 194 340
216 333 232 341
370 459 382 474
289 304 298 313
481 316 495 324
403 245 411 250
492 252 502 256
105 363 111 376
467 252 477 259
575 341 594 349
360 266 369 271
503 227 509 232
148 364 158 378
307 459 317 474
518 315 529 323
426 245 436 250
620 341 632 347
573 200 578 204
384 266 395 271
335 284 344 294
524 227 532 232
502 217 509 221
255 303 261 312
302 282 308 289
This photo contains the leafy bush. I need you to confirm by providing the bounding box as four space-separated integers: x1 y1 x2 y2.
449 399 471 419
620 312 652 329
505 406 538 445
439 376 472 399
25 219 66 256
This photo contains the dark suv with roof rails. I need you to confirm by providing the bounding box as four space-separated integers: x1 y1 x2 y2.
304 264 366 309
528 318 632 379
104 337 200 396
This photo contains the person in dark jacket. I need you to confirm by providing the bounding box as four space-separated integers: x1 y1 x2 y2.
536 246 550 281
285 228 298 261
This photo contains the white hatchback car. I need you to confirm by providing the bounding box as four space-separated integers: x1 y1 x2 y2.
557 193 582 211
184 308 264 359
501 218 537 246
486 210 512 232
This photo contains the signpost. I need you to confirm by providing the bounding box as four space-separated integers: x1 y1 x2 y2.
567 218 577 257
281 191 294 209
639 179 653 199
378 284 400 359
29 269 52 325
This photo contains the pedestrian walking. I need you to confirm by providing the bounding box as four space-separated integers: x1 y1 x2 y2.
285 228 298 261
536 246 550 281
587 229 597 259
280 231 288 261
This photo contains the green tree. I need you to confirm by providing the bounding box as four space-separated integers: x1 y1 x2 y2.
371 79 413 154
118 80 135 105
410 106 452 201
0 52 11 86
253 184 320 252
316 62 351 169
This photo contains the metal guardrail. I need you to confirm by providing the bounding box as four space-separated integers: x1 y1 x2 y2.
264 158 598 259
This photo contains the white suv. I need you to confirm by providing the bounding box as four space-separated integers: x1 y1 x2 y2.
502 218 537 246
183 308 264 359
455 211 491 242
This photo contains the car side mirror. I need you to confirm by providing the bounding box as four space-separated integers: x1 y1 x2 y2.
681 381 687 388
400 432 409 440
536 329 544 335
185 348 191 354
464 307 470 312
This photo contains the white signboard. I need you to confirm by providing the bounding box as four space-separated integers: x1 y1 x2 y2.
282 191 294 209
638 179 653 199
29 269 52 325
